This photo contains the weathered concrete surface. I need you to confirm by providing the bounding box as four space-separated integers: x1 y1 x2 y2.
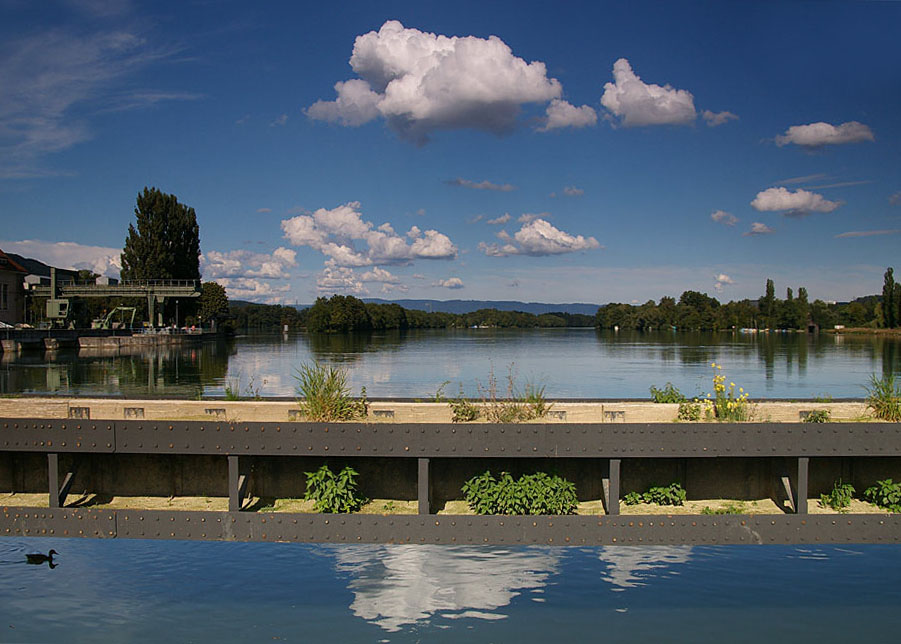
0 397 873 423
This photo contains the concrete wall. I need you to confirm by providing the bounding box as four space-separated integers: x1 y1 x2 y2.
0 397 873 424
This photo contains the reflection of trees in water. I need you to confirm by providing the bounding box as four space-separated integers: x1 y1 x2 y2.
302 330 409 364
330 545 558 632
598 546 693 589
0 340 230 396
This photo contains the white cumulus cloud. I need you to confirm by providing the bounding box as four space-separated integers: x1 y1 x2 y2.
434 277 464 289
281 201 457 267
478 219 601 257
215 277 290 303
306 20 566 143
751 187 842 216
775 121 874 148
0 238 121 277
202 247 296 280
713 273 734 292
600 58 697 127
711 210 738 226
541 99 597 130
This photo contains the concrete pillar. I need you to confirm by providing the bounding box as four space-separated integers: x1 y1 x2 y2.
418 458 431 514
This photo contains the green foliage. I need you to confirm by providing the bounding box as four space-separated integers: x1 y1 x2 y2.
865 374 901 421
224 374 265 401
803 409 831 423
121 187 201 281
461 470 578 515
294 362 368 421
813 393 833 403
449 384 481 423
229 301 306 331
478 365 551 423
650 382 687 403
624 483 686 506
307 295 373 333
863 479 901 512
198 281 229 326
701 501 747 515
223 378 241 401
677 400 701 421
304 465 366 513
819 480 855 513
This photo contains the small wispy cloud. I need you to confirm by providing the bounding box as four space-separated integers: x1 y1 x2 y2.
257 208 272 213
702 110 739 127
445 177 516 192
270 114 288 127
711 210 738 226
743 222 774 237
486 214 511 225
835 229 901 239
890 192 901 206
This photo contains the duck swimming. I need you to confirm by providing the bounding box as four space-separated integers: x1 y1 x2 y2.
25 550 57 565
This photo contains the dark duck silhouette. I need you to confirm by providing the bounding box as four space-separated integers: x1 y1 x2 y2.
25 550 58 567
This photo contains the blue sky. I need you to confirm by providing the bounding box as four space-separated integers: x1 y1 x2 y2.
1 0 899 304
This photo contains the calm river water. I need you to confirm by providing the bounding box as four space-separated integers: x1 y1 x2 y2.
2 538 901 642
2 328 900 399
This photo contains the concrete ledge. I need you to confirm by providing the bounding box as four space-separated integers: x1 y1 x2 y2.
0 398 873 423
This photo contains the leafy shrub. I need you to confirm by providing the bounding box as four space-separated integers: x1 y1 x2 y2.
650 383 686 403
461 470 578 515
677 400 701 421
865 374 901 421
294 362 368 421
623 483 686 506
803 409 831 423
701 501 747 515
304 465 367 513
863 479 901 512
819 480 855 512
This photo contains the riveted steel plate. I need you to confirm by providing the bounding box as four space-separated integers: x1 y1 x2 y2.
0 418 115 453
3 418 901 459
0 507 116 538
3 508 900 545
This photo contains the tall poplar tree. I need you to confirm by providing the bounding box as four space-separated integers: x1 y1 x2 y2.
121 187 201 281
883 267 896 328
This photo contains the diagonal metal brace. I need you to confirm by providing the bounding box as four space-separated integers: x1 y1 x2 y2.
228 455 248 511
47 453 76 508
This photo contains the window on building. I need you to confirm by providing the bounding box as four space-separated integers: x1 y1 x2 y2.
0 283 7 311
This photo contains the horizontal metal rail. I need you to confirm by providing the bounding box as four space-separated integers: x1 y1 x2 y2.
2 507 899 546
2 419 900 458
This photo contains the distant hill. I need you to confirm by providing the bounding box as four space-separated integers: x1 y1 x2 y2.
359 298 600 315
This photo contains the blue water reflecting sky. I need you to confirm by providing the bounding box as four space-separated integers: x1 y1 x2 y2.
2 538 900 642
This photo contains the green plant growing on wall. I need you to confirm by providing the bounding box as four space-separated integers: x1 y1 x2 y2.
650 383 686 403
449 384 481 422
803 409 831 423
863 479 901 512
477 364 551 423
706 363 751 421
461 470 577 515
865 374 901 421
819 480 855 512
304 465 367 513
677 400 701 421
623 483 686 506
701 501 747 515
294 362 368 421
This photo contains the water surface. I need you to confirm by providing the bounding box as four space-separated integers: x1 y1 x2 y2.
2 329 899 399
